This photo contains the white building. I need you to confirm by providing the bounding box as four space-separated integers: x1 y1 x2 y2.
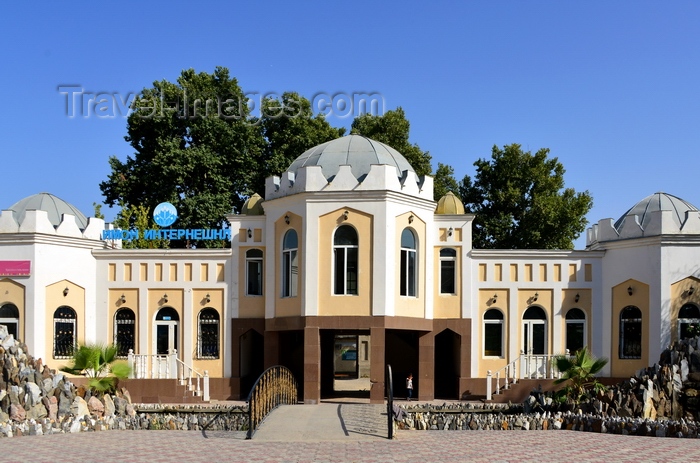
1 135 699 403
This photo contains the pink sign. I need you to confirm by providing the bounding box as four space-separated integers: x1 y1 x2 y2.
0 260 31 276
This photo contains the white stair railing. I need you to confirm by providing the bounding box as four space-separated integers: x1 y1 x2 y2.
486 353 521 401
486 350 570 400
126 349 210 401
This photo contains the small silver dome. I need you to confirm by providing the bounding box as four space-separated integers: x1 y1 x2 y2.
9 193 89 229
615 192 698 231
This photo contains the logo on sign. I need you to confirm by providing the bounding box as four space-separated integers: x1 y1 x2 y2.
153 202 177 227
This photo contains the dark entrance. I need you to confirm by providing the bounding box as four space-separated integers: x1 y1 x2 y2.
239 329 264 398
279 330 304 399
386 329 418 400
320 330 371 399
434 329 460 399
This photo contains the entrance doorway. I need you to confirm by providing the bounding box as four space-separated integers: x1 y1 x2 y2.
320 330 371 399
522 306 547 377
154 307 179 355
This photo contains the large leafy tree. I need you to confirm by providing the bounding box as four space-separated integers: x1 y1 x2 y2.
100 67 264 248
460 144 593 249
350 107 432 177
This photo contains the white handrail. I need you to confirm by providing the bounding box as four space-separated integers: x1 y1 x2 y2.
126 349 210 401
486 350 570 400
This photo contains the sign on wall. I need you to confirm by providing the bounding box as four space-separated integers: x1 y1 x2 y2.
0 260 31 276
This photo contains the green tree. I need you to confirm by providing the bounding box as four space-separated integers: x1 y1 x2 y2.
553 347 608 403
253 92 345 195
459 144 593 249
350 107 432 177
60 344 131 394
433 162 460 201
100 67 264 248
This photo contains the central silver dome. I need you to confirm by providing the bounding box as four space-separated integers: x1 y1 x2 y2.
286 135 415 181
615 192 698 231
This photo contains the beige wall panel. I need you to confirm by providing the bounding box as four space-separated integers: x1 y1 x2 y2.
610 280 649 377
477 289 508 377
275 212 302 317
433 246 461 319
108 288 139 352
394 212 426 318
191 289 224 377
46 280 85 359
238 246 266 318
318 208 372 316
0 278 25 343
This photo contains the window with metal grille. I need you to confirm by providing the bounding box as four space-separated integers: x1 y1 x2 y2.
198 308 220 359
114 308 135 357
53 306 76 359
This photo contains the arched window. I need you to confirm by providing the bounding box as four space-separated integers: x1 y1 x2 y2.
198 308 220 359
483 309 504 357
53 306 76 359
439 248 457 294
246 249 263 296
400 228 417 297
333 225 358 295
282 230 298 298
114 308 135 357
523 306 547 355
565 308 586 353
678 303 700 340
0 303 19 339
620 306 642 359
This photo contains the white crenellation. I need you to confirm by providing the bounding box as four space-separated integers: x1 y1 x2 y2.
55 214 83 237
0 210 20 233
265 164 432 201
18 210 55 235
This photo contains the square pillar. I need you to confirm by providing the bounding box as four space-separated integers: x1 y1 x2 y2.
418 332 435 401
303 326 320 404
370 327 386 404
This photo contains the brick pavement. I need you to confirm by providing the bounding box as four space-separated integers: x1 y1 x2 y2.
5 429 700 463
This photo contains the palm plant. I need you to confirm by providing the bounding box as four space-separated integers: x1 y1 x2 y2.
60 344 131 394
553 347 608 402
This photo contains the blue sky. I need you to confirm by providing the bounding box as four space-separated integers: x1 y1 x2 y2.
2 1 699 249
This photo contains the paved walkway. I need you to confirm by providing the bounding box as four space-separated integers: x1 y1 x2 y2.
5 402 700 462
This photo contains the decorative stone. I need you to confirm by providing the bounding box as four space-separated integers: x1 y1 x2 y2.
70 396 89 417
104 394 116 417
88 396 105 418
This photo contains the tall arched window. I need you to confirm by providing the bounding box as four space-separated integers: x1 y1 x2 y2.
0 303 19 339
678 303 700 340
114 308 135 357
620 306 642 359
53 306 76 359
565 308 586 353
333 225 358 295
282 230 298 298
483 309 504 357
439 248 457 294
198 308 220 359
400 228 417 297
246 249 263 296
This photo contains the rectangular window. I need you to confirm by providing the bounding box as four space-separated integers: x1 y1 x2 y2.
247 259 263 296
484 322 503 357
566 321 585 353
283 250 298 297
620 320 642 359
440 259 455 294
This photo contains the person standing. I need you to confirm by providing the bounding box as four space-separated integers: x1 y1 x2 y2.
406 373 413 401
